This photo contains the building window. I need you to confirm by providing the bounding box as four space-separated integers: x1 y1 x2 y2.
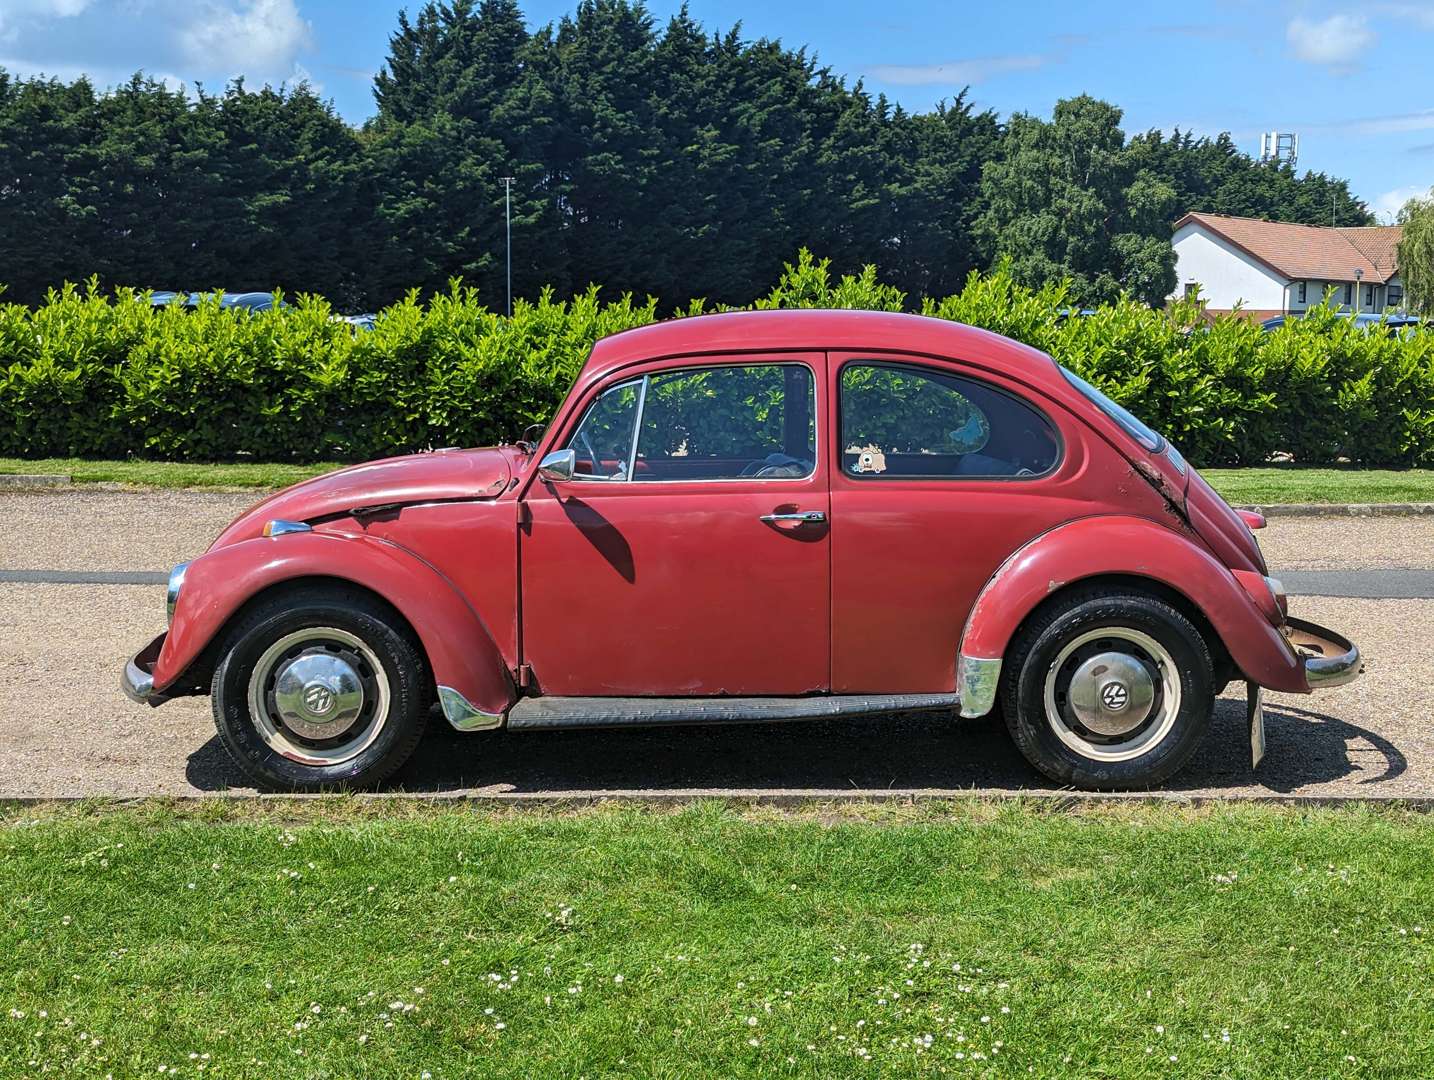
1297 282 1307 304
1183 282 1198 299
1366 284 1375 308
1390 285 1404 309
1344 283 1353 306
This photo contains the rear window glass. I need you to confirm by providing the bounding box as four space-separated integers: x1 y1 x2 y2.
1060 367 1164 452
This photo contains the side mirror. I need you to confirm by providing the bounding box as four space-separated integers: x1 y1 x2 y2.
538 448 576 483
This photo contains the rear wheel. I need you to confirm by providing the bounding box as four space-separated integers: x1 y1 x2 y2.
211 585 429 792
1000 589 1213 789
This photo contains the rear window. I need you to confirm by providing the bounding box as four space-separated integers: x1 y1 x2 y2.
1060 367 1164 453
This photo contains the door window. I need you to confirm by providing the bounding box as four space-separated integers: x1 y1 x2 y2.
839 362 1059 478
632 364 816 481
566 379 641 480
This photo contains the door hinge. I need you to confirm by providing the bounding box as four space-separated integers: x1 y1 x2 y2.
516 663 533 689
517 501 532 527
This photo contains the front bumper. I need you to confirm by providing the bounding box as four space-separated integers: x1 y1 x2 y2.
1286 617 1363 690
121 632 168 706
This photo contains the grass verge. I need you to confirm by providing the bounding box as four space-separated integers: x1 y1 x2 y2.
4 457 1434 503
0 457 339 490
3 800 1432 1078
1199 466 1434 505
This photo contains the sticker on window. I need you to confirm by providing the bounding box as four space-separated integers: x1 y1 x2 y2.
849 444 887 474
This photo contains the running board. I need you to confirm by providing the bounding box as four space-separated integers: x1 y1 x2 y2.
505 693 961 731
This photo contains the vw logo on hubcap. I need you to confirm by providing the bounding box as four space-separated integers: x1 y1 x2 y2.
303 682 336 716
1100 681 1130 711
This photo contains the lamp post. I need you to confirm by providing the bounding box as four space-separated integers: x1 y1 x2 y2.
500 176 515 318
1355 267 1363 314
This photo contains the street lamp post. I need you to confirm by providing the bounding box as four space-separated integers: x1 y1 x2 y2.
500 176 515 318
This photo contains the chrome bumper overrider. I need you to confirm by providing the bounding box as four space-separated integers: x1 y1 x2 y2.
121 633 167 705
957 654 1002 718
436 685 504 731
1287 617 1363 690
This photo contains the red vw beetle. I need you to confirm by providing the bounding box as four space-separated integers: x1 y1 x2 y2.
122 310 1361 791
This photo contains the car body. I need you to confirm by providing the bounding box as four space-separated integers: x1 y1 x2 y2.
122 309 1361 791
150 290 288 313
1261 311 1424 334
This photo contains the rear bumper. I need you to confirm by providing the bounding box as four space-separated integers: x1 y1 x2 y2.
1287 617 1363 690
121 632 169 706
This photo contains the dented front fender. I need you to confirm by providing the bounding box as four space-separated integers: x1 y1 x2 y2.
153 531 516 720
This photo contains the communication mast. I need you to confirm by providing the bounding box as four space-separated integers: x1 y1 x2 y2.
1259 132 1299 169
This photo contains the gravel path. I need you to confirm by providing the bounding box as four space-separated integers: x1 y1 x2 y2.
0 585 1419 800
0 488 1427 799
0 489 255 572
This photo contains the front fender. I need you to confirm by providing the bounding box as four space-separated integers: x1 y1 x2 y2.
153 531 515 720
957 515 1303 716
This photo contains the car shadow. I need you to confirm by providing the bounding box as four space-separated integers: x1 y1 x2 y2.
184 695 1406 795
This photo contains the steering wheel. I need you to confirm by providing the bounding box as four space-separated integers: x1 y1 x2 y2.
577 429 602 476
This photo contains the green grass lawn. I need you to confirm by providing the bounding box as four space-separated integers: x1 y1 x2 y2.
1200 467 1434 505
4 456 1434 503
0 457 341 490
4 800 1433 1078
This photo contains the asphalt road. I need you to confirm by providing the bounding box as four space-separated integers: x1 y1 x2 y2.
0 488 1429 799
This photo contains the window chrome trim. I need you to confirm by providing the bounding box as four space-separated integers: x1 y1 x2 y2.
570 361 819 486
626 374 649 480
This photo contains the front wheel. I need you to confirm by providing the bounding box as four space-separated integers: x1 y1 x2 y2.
210 585 429 792
1000 589 1214 790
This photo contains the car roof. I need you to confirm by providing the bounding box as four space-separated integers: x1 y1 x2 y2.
584 309 1063 389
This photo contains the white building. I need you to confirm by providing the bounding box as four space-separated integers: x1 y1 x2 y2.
1171 212 1403 321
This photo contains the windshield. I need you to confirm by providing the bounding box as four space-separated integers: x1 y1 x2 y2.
1060 367 1165 454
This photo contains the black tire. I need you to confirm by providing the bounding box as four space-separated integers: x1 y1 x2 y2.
211 584 429 792
999 588 1214 790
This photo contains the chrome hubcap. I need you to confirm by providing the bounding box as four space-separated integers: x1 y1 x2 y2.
272 651 365 740
247 628 390 767
1043 627 1180 762
1067 650 1155 736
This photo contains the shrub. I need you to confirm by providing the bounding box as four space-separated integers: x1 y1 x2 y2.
2 250 1432 466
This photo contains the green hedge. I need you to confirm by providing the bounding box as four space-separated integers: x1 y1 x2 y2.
3 251 1433 466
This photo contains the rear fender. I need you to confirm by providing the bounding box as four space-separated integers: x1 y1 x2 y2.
957 516 1303 716
152 531 515 723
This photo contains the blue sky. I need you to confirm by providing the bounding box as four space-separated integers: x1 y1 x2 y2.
2 0 1431 220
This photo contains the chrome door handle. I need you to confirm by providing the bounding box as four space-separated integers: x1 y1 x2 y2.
759 510 827 524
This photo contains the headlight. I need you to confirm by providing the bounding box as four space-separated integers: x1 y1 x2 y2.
166 562 189 625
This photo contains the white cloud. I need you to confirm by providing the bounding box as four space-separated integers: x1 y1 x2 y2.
177 0 311 83
0 0 93 42
866 54 1049 86
1286 14 1377 71
1372 184 1432 222
0 0 313 91
1375 3 1434 31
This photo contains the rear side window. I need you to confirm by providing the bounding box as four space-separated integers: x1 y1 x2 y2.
839 362 1059 479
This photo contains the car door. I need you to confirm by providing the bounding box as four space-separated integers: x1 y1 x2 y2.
520 354 830 697
828 354 1069 694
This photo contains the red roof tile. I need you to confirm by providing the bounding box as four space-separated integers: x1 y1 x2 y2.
1175 212 1402 284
